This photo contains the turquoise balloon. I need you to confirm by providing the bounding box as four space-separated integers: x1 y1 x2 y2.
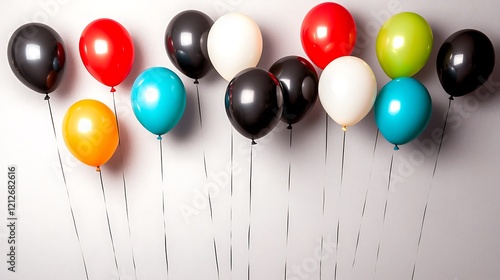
131 67 186 138
374 77 432 150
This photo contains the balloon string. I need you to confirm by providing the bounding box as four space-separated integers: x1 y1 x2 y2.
351 129 379 271
46 97 90 280
208 192 221 280
159 139 170 279
319 113 329 280
230 128 234 280
98 170 121 280
333 130 347 280
247 142 254 280
196 81 221 280
373 153 394 279
195 81 208 179
283 127 293 280
410 98 452 280
112 92 138 280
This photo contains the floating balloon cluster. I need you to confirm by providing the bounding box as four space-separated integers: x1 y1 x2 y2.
6 2 496 170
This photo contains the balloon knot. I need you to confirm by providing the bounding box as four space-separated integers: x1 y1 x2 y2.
251 139 257 145
110 87 116 93
96 166 101 172
342 126 347 132
394 145 400 151
287 124 292 130
449 96 454 101
157 135 163 141
194 79 199 84
44 93 50 101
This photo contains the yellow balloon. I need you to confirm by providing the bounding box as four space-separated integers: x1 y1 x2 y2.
376 12 433 79
62 99 119 170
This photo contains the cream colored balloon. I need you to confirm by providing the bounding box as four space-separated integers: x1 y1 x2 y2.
207 13 263 81
318 56 377 130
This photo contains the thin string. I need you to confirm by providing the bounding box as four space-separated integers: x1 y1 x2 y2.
248 142 255 280
98 170 121 280
351 129 380 270
283 127 293 280
333 130 347 280
195 80 208 178
196 80 221 280
46 95 90 280
319 113 329 280
373 153 395 280
208 192 221 280
159 138 170 279
112 92 138 280
230 128 234 280
410 97 452 280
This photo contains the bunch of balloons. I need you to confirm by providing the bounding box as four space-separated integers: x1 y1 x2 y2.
6 4 497 168
374 12 433 150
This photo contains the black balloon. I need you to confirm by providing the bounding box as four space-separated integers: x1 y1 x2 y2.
269 56 318 128
165 10 213 80
436 29 495 98
7 23 66 95
225 68 283 143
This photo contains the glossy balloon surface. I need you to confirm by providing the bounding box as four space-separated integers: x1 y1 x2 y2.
436 29 495 97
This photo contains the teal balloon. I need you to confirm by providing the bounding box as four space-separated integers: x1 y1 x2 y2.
374 77 432 150
131 67 186 138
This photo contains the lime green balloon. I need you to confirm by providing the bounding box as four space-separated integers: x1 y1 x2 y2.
376 12 433 79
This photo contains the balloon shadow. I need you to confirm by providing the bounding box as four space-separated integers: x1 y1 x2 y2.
473 41 500 111
257 26 281 70
103 115 133 176
404 95 459 155
121 37 147 91
413 20 446 85
54 39 79 101
168 83 199 141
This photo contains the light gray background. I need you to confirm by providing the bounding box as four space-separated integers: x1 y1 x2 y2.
1 0 499 280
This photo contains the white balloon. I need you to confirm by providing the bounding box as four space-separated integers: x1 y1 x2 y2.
318 56 377 130
207 13 263 81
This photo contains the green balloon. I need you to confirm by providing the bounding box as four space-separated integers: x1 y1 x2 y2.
376 12 433 79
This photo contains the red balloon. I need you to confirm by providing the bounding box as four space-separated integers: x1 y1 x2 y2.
79 18 134 92
300 2 356 69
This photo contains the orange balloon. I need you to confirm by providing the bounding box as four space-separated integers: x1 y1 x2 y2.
62 99 119 170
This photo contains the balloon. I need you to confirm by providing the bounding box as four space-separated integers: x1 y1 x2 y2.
131 67 186 138
79 18 134 92
62 99 119 170
374 77 432 150
300 2 357 69
225 68 283 143
319 56 377 130
7 23 66 97
436 29 495 98
165 10 213 81
208 13 263 81
376 12 433 79
269 56 318 128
